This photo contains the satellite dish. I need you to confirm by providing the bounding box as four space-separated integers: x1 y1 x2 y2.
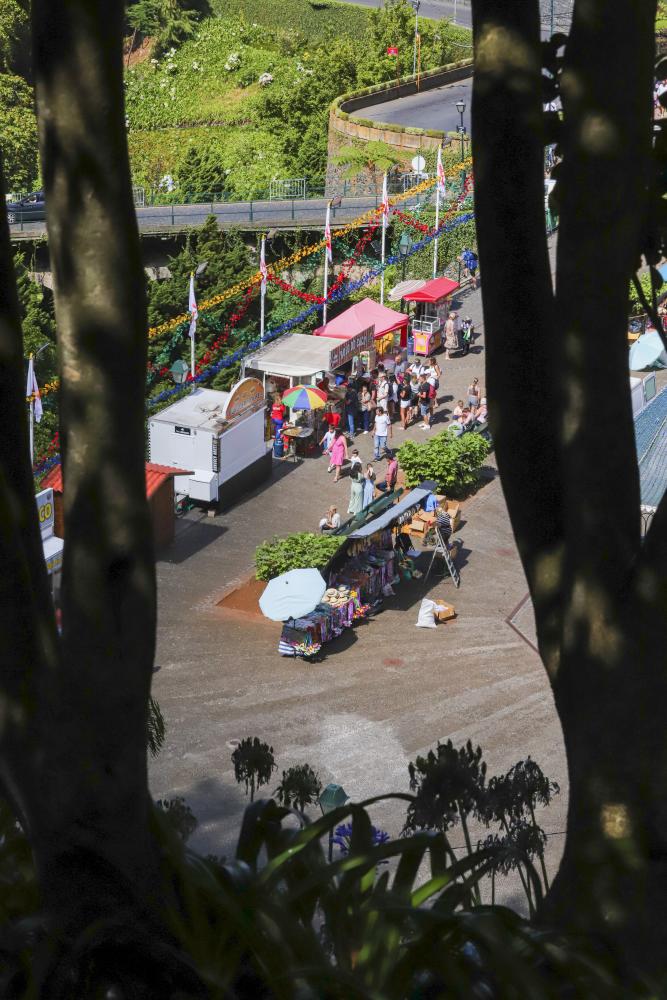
411 154 426 173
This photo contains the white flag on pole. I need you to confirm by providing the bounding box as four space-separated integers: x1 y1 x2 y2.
260 237 268 293
437 146 446 197
26 356 42 422
381 172 389 219
324 203 332 263
188 272 198 341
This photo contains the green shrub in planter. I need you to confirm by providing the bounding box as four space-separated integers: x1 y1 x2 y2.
255 532 343 581
397 431 490 496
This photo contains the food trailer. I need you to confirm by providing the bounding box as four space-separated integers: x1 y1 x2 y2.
243 327 376 392
402 276 460 356
314 298 408 366
148 379 270 507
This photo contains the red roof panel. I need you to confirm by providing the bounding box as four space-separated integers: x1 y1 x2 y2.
41 462 192 500
402 276 459 303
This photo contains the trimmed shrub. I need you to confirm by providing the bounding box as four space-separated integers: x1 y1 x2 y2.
397 431 490 495
255 532 343 580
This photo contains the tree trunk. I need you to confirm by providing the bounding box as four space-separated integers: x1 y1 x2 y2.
471 0 667 978
25 0 161 930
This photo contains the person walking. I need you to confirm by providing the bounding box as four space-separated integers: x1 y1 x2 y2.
360 384 374 434
467 377 481 415
417 375 432 430
373 406 392 460
347 471 364 515
427 357 440 421
327 428 348 482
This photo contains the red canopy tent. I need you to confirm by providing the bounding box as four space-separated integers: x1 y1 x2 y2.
402 276 459 303
314 297 409 351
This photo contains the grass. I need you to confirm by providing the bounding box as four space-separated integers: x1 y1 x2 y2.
210 0 373 41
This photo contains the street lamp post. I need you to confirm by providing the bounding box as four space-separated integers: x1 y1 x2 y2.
455 100 466 162
319 782 349 862
398 231 412 281
410 0 420 77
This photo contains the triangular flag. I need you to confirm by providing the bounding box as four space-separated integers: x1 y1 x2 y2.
188 272 197 341
26 356 43 423
324 203 332 263
437 146 446 197
381 173 389 219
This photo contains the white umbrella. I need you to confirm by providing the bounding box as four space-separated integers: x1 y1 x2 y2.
259 568 327 622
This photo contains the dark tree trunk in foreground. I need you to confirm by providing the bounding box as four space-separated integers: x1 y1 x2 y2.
0 0 159 932
472 0 667 978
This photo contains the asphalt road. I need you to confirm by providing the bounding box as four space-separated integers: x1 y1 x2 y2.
363 75 472 132
335 0 573 35
7 191 436 240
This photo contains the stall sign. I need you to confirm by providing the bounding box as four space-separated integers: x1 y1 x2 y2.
35 488 55 541
46 547 63 575
328 325 376 370
223 377 265 421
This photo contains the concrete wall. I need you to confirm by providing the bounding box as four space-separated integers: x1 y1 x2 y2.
326 60 473 198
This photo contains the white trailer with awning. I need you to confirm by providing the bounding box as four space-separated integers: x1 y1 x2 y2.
242 329 375 386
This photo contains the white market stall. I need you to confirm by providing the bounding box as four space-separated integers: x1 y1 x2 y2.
242 328 376 390
148 379 270 507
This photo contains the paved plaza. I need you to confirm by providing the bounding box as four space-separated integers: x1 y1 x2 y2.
149 278 572 903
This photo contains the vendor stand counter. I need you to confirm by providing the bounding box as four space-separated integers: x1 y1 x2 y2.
277 484 434 660
403 276 460 357
148 380 270 506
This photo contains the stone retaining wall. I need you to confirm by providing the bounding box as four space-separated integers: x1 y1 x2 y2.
326 60 473 197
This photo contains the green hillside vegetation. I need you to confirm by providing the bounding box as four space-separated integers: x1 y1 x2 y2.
125 0 472 199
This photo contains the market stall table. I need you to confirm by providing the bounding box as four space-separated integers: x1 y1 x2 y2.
282 425 314 460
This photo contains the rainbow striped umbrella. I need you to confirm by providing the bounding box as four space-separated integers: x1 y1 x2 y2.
281 384 328 410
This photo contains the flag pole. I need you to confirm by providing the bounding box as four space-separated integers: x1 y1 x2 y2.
260 235 266 345
380 172 388 306
28 353 34 464
190 282 196 381
433 149 441 279
323 201 331 324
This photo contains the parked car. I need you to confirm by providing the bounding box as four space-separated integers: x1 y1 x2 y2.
6 191 46 225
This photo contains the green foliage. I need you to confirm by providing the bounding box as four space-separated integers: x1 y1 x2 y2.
127 0 210 56
356 0 472 88
397 430 490 495
148 695 166 758
274 764 322 812
211 0 372 41
0 0 29 76
155 796 198 841
231 736 276 801
333 140 403 193
628 271 653 316
0 74 38 192
255 532 342 581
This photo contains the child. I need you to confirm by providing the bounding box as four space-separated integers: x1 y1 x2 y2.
349 449 363 476
320 426 336 455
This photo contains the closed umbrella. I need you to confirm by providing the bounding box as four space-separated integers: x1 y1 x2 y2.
282 385 328 410
259 568 327 622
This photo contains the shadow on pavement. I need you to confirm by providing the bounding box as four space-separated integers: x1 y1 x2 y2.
160 518 228 565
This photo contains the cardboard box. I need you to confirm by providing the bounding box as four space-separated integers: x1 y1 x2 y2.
407 518 426 534
434 600 457 622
